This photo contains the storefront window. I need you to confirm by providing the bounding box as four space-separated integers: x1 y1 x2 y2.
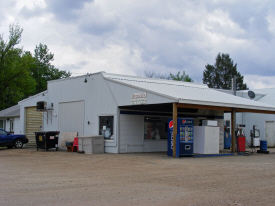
99 116 114 140
144 116 168 140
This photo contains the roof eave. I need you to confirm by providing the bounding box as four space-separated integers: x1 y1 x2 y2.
178 99 275 114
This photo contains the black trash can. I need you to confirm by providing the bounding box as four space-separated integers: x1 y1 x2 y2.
35 131 60 151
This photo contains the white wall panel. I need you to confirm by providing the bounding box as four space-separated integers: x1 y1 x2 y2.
119 114 167 153
48 74 118 152
6 120 10 132
143 141 167 152
58 101 84 136
119 114 143 153
224 112 275 146
106 81 175 106
14 117 20 134
265 121 275 147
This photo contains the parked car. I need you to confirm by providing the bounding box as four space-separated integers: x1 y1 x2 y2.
0 128 28 148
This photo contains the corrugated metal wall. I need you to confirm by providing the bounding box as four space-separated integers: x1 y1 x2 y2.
26 107 43 144
265 121 275 147
106 81 174 106
119 114 167 153
226 112 275 146
58 100 84 136
120 114 144 153
5 119 10 132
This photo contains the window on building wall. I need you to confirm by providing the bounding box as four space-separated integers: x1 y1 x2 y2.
144 116 168 140
0 120 5 129
10 119 14 133
99 116 114 140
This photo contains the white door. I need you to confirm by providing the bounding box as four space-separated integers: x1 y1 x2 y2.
58 101 84 136
265 121 275 147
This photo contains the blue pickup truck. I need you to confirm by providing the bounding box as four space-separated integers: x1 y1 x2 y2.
0 128 28 148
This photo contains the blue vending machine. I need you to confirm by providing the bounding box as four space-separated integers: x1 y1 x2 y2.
167 118 194 157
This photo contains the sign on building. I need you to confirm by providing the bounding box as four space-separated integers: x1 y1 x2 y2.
131 93 147 105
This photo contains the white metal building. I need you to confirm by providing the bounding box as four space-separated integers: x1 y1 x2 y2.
223 89 275 147
18 72 275 153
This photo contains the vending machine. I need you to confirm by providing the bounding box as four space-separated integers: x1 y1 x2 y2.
167 118 194 157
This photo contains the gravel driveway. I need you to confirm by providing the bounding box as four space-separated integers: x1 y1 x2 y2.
1 147 275 206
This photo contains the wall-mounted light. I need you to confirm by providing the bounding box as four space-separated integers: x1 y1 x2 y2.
42 93 45 96
88 121 90 125
84 78 87 83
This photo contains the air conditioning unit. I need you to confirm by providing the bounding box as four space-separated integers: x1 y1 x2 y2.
37 101 47 111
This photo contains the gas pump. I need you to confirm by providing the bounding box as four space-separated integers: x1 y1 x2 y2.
236 124 246 152
250 125 260 147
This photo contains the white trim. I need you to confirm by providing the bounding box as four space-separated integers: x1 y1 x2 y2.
18 91 48 104
98 114 117 147
178 98 275 111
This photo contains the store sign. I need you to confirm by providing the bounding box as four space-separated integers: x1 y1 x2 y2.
131 92 147 105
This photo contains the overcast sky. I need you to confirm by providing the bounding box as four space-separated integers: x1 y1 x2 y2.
1 0 275 89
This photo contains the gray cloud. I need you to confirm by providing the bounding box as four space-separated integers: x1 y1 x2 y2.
46 0 93 22
0 1 16 22
2 0 275 89
19 6 45 19
60 61 89 74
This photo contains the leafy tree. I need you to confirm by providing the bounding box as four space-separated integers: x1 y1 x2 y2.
32 43 71 93
203 53 248 90
0 24 72 110
144 70 193 82
0 24 36 110
169 71 192 82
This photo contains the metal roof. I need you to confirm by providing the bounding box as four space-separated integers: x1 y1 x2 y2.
0 105 20 118
103 73 275 112
248 88 275 105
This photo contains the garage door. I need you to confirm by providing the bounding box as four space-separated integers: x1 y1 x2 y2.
58 101 84 136
26 106 43 144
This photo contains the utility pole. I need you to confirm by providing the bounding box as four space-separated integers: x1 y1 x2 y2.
232 75 236 95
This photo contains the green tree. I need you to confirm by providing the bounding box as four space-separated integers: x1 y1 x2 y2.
203 53 248 90
32 43 71 93
144 70 193 82
169 71 192 82
0 24 36 110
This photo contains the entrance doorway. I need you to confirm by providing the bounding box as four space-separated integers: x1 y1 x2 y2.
265 121 275 147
